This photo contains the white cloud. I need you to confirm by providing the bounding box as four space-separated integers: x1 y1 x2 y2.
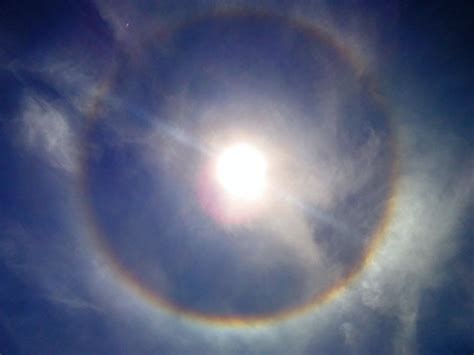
20 97 78 174
356 122 473 354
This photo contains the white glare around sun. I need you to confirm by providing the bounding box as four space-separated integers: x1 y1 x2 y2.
216 143 267 201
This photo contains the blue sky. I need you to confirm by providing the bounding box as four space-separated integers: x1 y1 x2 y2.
0 1 472 354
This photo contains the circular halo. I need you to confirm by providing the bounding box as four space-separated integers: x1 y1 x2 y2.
78 9 399 328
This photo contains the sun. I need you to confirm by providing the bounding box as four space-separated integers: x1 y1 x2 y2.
215 143 267 201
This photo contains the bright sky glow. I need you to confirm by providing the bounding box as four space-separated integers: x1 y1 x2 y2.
216 143 267 201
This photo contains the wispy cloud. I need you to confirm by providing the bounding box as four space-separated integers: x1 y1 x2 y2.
19 96 78 174
355 123 473 354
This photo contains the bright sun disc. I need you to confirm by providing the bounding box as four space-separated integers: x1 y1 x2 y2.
216 143 267 201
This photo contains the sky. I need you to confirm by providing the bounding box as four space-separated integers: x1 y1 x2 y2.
0 1 472 354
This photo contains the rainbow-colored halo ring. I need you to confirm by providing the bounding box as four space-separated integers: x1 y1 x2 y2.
80 10 398 328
